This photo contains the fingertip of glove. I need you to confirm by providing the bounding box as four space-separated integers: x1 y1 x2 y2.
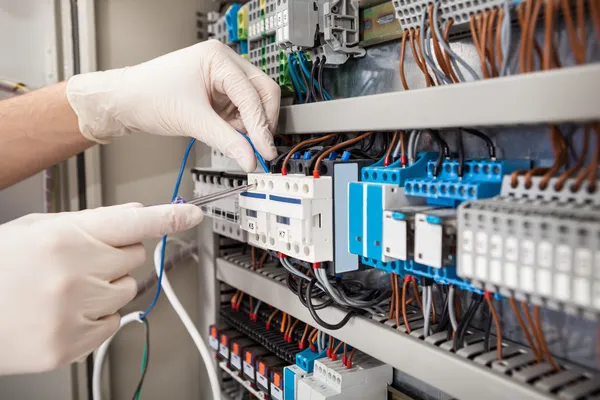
176 204 204 228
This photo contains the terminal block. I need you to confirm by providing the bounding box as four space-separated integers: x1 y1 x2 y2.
247 0 278 41
237 3 249 40
239 173 333 263
249 37 281 82
192 168 248 242
458 186 600 315
414 208 457 268
501 175 600 206
208 13 230 44
322 0 365 57
403 159 531 207
225 4 242 42
275 0 320 49
392 0 514 34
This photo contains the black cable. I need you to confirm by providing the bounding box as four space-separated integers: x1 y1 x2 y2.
297 55 312 104
131 319 150 400
463 128 496 159
434 288 450 334
454 294 483 351
428 131 447 177
317 56 327 102
453 294 479 351
309 57 319 102
484 309 493 353
362 131 377 152
291 273 332 310
306 278 355 330
457 130 465 178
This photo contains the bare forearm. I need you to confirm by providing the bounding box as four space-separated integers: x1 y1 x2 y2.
0 82 93 189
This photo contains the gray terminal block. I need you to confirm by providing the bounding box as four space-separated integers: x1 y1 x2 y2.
382 205 440 261
309 43 350 65
248 39 281 82
458 197 600 316
392 0 506 33
322 0 365 57
247 0 278 42
501 176 600 206
208 14 230 44
275 0 319 49
414 208 457 268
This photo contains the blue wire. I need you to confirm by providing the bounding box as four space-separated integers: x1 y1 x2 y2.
296 53 332 101
290 55 308 94
141 138 196 319
238 131 270 173
287 54 304 104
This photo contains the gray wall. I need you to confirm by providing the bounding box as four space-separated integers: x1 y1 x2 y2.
95 0 217 399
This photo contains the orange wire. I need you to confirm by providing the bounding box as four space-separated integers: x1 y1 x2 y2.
236 292 245 308
281 134 338 174
555 126 590 190
411 279 423 312
486 9 499 77
442 20 460 83
287 318 299 338
526 0 543 73
509 298 541 361
486 296 503 360
470 14 489 78
522 302 545 363
385 131 399 165
313 132 374 176
267 309 279 327
334 341 343 354
389 274 396 320
590 0 600 42
414 29 434 87
533 305 559 371
399 30 410 90
495 8 505 70
395 274 401 327
280 313 288 333
300 324 310 344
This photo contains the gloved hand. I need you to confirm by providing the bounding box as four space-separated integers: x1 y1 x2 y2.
66 40 280 172
0 203 203 374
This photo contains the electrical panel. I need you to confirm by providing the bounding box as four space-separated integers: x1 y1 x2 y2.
199 0 600 399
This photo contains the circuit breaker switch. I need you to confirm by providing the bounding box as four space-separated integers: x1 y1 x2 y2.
414 208 457 268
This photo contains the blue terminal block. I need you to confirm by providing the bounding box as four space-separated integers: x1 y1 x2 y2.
404 159 532 207
239 40 248 55
296 348 327 373
225 4 241 43
360 152 437 185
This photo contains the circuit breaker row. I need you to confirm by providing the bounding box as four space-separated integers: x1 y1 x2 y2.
210 300 391 400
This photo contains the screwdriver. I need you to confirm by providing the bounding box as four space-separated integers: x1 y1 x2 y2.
172 183 257 207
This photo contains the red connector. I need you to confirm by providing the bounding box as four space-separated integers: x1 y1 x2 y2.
310 344 316 352
313 170 320 179
281 167 287 176
346 360 353 369
266 323 271 330
331 353 338 361
484 290 492 300
384 156 391 167
342 356 347 365
299 342 305 350
278 252 284 259
326 349 332 358
401 155 407 167
313 262 321 269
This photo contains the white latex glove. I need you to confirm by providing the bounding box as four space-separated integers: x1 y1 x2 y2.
0 203 203 374
66 40 280 172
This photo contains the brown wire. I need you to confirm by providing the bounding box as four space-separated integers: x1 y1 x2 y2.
543 0 557 70
395 274 401 327
538 127 568 189
334 341 343 354
347 348 357 366
509 298 541 360
402 279 411 333
411 279 424 312
415 28 435 87
555 126 590 190
257 250 268 269
495 8 505 71
300 324 310 344
429 4 452 79
591 0 600 42
252 246 256 271
343 343 348 361
400 131 407 165
561 0 586 65
400 30 410 91
576 0 587 53
389 273 396 320
470 14 488 78
533 305 559 371
486 296 503 360
281 134 338 173
385 131 399 164
442 20 460 83
313 132 374 175
486 9 499 77
522 301 545 363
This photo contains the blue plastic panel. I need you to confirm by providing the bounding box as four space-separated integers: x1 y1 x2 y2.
348 182 364 257
360 152 438 185
225 4 241 43
296 348 327 373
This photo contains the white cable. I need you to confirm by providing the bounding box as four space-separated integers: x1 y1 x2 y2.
154 241 221 400
392 133 403 159
93 311 144 400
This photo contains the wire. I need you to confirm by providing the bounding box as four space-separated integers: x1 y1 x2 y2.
462 128 497 159
424 286 432 338
152 241 221 400
485 294 503 360
317 56 327 102
428 131 447 177
310 56 320 101
448 286 458 332
141 138 196 319
132 319 150 400
385 131 399 166
287 54 304 104
484 309 493 353
306 278 356 330
399 30 410 90
281 134 337 175
93 312 144 400
313 132 374 177
395 274 401 328
533 305 559 370
509 298 541 361
402 278 411 333
457 130 465 178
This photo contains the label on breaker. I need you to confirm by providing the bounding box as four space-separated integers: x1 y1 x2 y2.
209 336 219 351
243 361 254 378
538 241 553 268
475 232 487 254
246 219 258 233
505 237 518 261
257 373 269 389
230 353 242 370
271 385 283 400
490 234 502 258
277 228 289 242
462 230 473 252
219 344 229 359
556 245 572 272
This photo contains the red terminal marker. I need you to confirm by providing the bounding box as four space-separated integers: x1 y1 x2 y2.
313 262 321 269
401 155 407 167
313 170 320 179
310 344 316 352
331 353 337 361
299 342 305 350
266 323 271 330
484 290 492 300
342 356 347 365
281 167 287 176
384 156 390 167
